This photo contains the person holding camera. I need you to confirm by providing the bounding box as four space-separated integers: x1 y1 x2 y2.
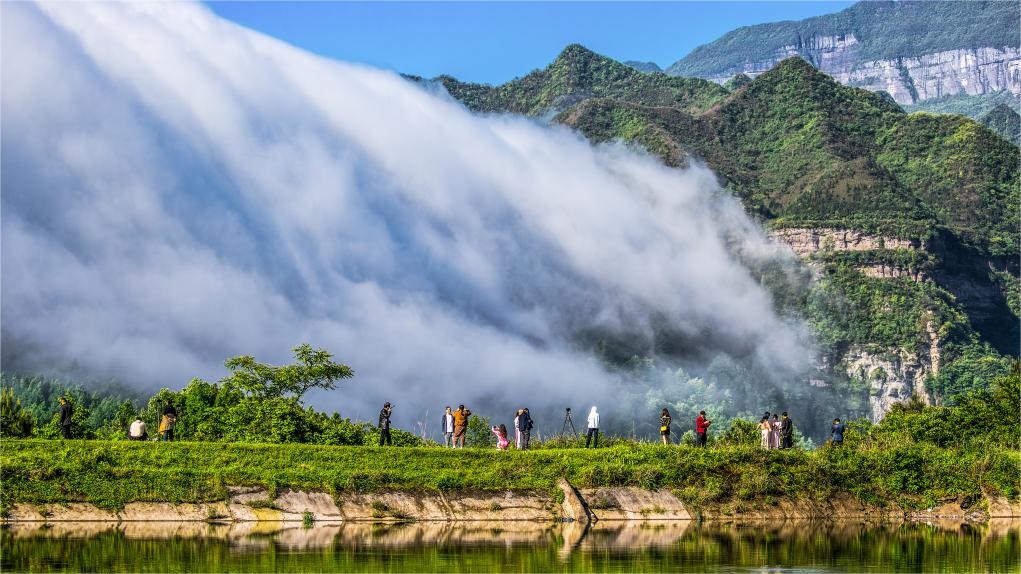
695 410 711 447
517 407 533 450
378 402 393 446
58 397 73 439
452 404 471 448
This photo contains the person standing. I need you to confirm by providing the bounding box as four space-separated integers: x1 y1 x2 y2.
830 418 846 446
160 400 178 442
585 406 600 448
514 409 523 449
780 412 793 449
695 410 711 447
58 397 73 439
769 414 781 450
660 408 672 445
517 407 533 450
129 417 148 441
758 417 771 449
378 402 393 446
441 406 455 448
452 405 472 449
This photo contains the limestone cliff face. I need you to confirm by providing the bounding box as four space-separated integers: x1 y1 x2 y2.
697 34 1019 105
842 319 941 423
771 227 922 257
770 228 926 281
771 228 940 420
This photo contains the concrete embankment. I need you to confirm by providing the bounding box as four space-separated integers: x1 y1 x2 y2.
5 481 1019 523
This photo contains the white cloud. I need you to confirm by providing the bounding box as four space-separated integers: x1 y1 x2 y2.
1 2 810 432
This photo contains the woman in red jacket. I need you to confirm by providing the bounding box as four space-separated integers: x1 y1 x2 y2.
694 411 711 447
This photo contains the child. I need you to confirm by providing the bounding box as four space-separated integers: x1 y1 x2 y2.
491 424 509 450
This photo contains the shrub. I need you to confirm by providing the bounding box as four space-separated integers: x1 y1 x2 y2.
718 418 760 447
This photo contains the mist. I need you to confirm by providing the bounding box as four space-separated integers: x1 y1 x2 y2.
1 2 820 437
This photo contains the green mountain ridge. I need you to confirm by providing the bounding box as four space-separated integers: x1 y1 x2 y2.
431 44 1019 406
624 60 663 74
981 103 1021 146
437 44 729 116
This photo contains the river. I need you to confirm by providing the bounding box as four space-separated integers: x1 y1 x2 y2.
3 519 1018 573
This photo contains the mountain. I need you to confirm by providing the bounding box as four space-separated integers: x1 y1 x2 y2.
435 45 1019 420
665 1 1020 111
981 103 1021 145
437 44 728 116
624 61 663 73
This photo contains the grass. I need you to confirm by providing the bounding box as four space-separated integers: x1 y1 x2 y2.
1 439 1017 513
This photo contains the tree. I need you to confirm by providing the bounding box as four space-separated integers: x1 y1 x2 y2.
466 413 493 449
222 344 354 401
0 388 34 438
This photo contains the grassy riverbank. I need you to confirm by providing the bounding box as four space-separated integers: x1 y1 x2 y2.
2 438 1017 514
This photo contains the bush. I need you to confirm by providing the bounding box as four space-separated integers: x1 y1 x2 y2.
360 425 425 447
718 418 760 447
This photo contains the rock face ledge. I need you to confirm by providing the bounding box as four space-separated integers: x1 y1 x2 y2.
770 228 922 258
6 484 1019 523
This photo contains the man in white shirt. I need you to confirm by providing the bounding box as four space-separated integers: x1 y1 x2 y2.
129 417 148 441
441 406 455 448
585 406 600 448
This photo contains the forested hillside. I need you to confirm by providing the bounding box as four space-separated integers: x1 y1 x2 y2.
434 45 1019 416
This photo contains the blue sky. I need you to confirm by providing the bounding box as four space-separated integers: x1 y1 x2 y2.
208 1 854 84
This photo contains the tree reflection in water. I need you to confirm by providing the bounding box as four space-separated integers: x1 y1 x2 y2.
3 519 1018 573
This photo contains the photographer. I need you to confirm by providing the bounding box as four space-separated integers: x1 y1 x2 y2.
452 404 471 448
378 402 393 446
695 410 711 447
517 407 533 450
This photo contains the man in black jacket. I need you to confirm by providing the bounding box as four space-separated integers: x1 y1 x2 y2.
517 408 533 450
780 412 793 449
58 397 73 439
378 402 393 446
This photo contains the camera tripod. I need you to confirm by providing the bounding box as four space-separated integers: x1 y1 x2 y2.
561 408 577 436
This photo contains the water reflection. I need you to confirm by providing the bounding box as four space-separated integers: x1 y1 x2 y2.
3 519 1018 573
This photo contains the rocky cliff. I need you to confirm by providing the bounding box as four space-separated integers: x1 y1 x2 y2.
771 227 922 257
695 39 1020 106
667 1 1021 108
771 228 939 420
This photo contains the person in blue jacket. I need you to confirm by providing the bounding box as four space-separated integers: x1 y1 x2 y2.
517 408 533 450
830 418 846 446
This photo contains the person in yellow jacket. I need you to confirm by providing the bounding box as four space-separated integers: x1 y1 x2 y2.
159 400 178 441
451 404 471 448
